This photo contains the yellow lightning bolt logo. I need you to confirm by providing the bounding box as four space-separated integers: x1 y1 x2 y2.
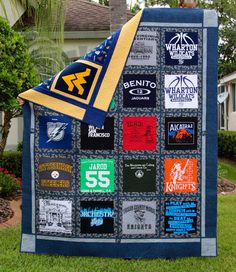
62 68 91 95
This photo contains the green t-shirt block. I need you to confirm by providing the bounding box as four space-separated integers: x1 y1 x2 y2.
80 159 115 192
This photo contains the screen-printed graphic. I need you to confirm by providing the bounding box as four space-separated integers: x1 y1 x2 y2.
80 159 114 192
164 158 198 193
123 159 156 192
127 31 157 66
81 117 114 150
123 116 156 151
165 117 197 150
123 74 156 108
39 116 72 149
122 201 156 235
164 74 198 109
165 32 198 65
38 157 72 190
165 201 197 234
39 199 72 234
80 201 114 234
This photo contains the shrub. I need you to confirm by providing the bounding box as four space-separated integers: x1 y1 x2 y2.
0 151 22 178
0 167 22 197
17 142 23 152
218 131 236 159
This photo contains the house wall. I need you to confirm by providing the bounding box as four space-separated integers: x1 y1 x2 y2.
2 115 23 150
228 112 236 130
228 83 236 131
219 75 236 131
64 38 104 60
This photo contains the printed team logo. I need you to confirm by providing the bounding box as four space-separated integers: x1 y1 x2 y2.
51 60 102 104
165 117 197 150
39 199 72 234
122 201 156 235
39 116 72 149
164 74 198 109
80 159 114 193
123 74 156 108
123 116 157 151
81 117 114 150
80 201 114 234
127 31 157 66
164 158 198 193
47 122 68 143
38 157 72 190
165 32 198 65
62 68 92 96
164 201 197 235
123 159 156 192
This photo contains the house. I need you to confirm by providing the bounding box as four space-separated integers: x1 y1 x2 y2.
218 71 236 131
0 0 133 150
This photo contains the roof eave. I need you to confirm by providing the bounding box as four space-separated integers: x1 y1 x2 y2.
219 71 236 85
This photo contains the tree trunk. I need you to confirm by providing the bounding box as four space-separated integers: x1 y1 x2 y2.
109 0 127 33
0 111 13 158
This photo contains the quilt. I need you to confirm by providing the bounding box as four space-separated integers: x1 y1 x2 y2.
20 8 218 258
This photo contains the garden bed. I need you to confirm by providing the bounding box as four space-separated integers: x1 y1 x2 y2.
218 177 236 194
0 198 14 224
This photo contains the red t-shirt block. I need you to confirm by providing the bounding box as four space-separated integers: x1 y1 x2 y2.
123 116 157 151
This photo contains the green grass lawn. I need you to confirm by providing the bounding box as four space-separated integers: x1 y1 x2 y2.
0 195 236 272
218 158 236 184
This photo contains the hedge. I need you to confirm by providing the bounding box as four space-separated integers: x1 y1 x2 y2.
0 151 22 178
218 131 236 159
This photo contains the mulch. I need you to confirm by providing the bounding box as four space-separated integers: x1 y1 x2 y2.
0 198 14 224
218 177 236 194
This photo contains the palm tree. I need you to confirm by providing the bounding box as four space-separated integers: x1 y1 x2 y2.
1 0 68 79
0 0 68 153
24 31 70 81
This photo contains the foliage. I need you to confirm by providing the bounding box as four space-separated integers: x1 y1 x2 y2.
25 0 68 78
0 195 235 271
0 17 39 155
197 0 236 78
0 1 69 154
147 0 178 7
0 151 22 179
17 142 23 152
23 31 70 81
98 0 109 6
12 2 70 80
0 167 22 197
218 130 236 158
2 0 67 47
0 17 38 113
6 1 69 81
130 2 141 13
